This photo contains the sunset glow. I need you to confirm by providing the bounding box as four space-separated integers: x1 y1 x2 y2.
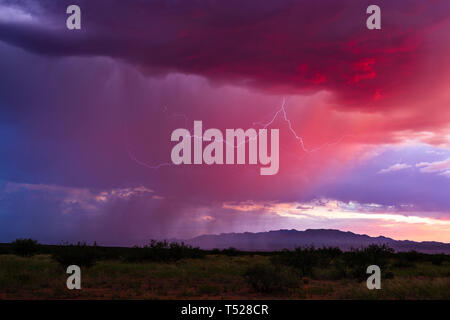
1 0 450 245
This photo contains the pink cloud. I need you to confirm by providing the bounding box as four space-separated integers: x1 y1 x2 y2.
378 163 412 174
417 158 450 176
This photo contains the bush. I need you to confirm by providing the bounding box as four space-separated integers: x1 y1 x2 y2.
403 250 423 262
272 247 319 277
52 243 102 268
244 263 299 294
123 240 205 263
328 259 348 280
431 254 445 266
393 258 415 268
11 239 40 257
344 244 394 280
0 245 11 255
272 246 345 279
393 251 427 268
221 247 240 256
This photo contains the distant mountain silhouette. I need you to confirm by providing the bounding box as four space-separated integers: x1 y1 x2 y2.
183 229 450 254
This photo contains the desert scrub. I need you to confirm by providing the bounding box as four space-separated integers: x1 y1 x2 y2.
244 263 299 294
52 243 102 268
0 255 61 292
11 238 40 257
123 240 204 263
343 244 394 280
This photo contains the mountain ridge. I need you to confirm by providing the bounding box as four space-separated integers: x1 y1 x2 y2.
182 229 450 254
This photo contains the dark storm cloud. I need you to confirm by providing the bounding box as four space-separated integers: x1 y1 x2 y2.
1 0 450 243
1 0 449 107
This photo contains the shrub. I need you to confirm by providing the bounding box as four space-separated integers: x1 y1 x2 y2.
52 243 102 268
272 246 344 279
431 254 445 266
11 239 40 257
394 250 423 267
403 250 423 262
328 259 348 280
244 263 299 294
393 251 427 268
315 247 343 268
221 247 240 256
344 244 394 280
272 247 319 277
123 240 204 263
210 248 221 255
393 258 415 268
0 245 11 255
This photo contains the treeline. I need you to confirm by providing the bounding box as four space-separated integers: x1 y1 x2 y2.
244 244 449 293
0 239 448 272
0 239 248 265
0 239 206 267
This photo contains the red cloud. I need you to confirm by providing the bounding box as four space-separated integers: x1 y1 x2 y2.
1 0 449 109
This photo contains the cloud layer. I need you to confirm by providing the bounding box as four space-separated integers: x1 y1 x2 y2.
0 0 450 243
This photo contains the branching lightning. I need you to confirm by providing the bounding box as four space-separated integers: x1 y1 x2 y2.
126 98 349 169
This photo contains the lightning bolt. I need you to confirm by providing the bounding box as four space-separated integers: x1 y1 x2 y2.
254 98 350 153
126 98 350 169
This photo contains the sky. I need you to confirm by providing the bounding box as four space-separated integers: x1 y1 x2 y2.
0 0 450 245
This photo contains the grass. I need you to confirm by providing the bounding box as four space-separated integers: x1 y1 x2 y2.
0 252 449 299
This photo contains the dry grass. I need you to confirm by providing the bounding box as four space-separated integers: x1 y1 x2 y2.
0 254 449 299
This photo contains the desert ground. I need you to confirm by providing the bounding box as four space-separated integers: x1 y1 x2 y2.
0 241 449 300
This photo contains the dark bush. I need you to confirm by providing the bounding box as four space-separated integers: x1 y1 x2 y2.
403 250 423 262
328 259 348 280
244 263 299 294
0 244 11 255
221 247 240 256
52 242 102 268
393 251 426 268
344 244 394 280
272 246 346 280
11 239 40 257
272 247 320 277
123 240 204 263
315 247 343 267
393 258 415 268
431 254 445 266
396 250 423 264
